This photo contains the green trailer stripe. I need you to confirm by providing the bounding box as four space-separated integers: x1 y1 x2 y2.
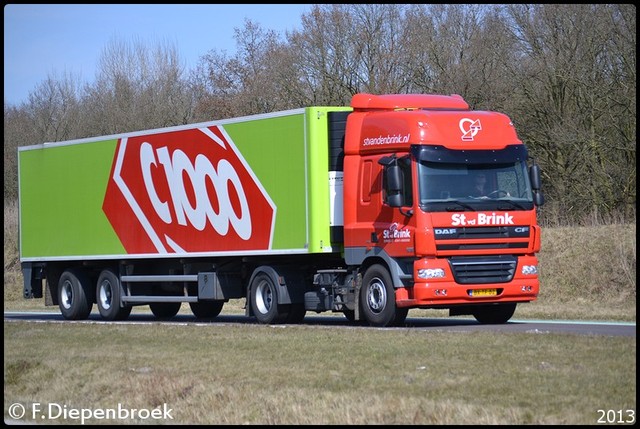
221 113 309 251
306 107 352 253
19 140 125 258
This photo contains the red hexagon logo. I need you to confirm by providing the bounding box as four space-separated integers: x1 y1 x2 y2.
102 125 276 254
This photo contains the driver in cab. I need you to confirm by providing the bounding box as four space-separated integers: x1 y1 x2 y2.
470 173 489 197
469 173 510 198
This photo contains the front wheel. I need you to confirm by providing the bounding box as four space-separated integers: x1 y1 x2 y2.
360 264 403 327
96 269 132 321
393 307 409 327
472 303 517 324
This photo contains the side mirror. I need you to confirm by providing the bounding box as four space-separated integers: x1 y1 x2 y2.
534 191 544 207
386 165 404 207
529 164 544 207
387 165 403 193
529 164 542 190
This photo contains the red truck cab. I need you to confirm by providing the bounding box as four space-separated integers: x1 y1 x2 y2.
343 93 544 326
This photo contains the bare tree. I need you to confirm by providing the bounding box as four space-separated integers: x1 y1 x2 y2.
286 4 416 105
81 37 195 135
4 4 635 224
402 4 520 110
24 71 83 143
504 4 636 223
286 5 358 105
4 104 34 201
192 19 302 119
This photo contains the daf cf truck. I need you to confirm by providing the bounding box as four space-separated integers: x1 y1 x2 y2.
19 93 544 327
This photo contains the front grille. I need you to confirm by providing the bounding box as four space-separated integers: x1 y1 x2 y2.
438 242 528 250
434 225 531 251
449 255 517 284
434 226 530 240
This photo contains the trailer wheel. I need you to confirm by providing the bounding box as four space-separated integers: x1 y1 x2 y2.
96 269 132 321
58 269 93 320
283 303 306 324
472 303 517 324
250 273 286 324
149 302 181 319
189 301 224 319
360 264 401 327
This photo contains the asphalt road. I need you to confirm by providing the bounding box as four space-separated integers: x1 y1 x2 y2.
4 311 636 337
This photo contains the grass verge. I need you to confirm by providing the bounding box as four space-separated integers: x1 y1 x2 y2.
4 321 636 425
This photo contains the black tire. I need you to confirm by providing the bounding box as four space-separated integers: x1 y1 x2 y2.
149 302 181 319
189 301 224 319
58 268 93 320
342 309 368 325
392 307 409 327
360 264 400 327
472 303 517 324
96 269 132 321
343 309 356 322
283 303 306 324
250 273 287 324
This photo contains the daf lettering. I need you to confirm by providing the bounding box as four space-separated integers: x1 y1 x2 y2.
435 228 457 235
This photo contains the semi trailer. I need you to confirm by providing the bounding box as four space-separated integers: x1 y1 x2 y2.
19 92 544 327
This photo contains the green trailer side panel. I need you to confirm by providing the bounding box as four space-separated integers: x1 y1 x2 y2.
19 107 352 260
19 140 125 258
223 113 308 250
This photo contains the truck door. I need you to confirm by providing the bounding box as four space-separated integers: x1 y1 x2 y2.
375 154 415 257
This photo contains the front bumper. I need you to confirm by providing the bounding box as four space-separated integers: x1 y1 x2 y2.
395 255 539 307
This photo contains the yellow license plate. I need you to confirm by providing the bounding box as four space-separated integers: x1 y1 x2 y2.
470 288 497 297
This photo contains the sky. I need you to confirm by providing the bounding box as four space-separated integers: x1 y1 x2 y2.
3 4 312 106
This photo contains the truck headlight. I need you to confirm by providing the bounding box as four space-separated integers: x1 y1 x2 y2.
521 265 538 275
418 268 445 279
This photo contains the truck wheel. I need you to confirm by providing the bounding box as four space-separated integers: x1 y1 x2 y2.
96 269 132 321
472 303 517 324
189 301 224 319
342 309 366 325
343 309 356 322
393 307 409 326
250 273 286 324
360 264 401 327
283 303 306 324
58 269 93 320
149 302 181 319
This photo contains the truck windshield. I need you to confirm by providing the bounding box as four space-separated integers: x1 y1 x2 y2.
417 160 534 211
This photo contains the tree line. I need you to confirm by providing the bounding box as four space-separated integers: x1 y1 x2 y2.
4 4 636 225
